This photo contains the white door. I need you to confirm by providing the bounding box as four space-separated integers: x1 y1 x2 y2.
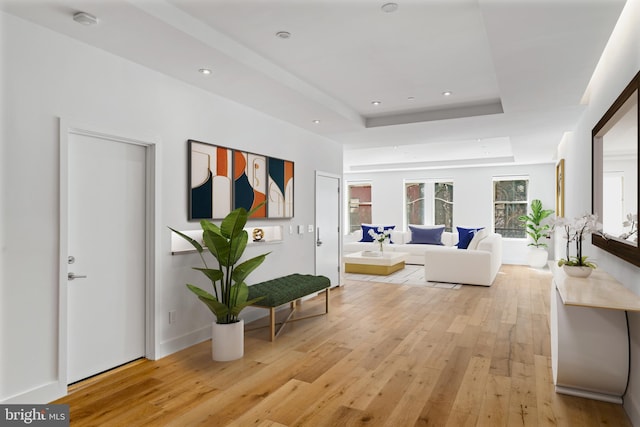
67 131 146 384
315 172 341 286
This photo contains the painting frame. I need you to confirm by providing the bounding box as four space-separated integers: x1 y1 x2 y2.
187 139 294 220
556 158 565 218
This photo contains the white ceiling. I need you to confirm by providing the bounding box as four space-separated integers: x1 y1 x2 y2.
1 0 627 171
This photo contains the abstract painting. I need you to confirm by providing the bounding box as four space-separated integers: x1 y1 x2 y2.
189 140 232 220
233 151 267 218
267 157 294 218
187 140 294 220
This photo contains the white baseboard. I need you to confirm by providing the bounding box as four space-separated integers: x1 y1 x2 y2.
157 325 211 359
156 309 285 359
0 381 66 405
624 391 640 426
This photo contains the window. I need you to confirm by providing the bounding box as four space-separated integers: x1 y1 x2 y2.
348 183 372 233
405 180 454 231
493 177 529 238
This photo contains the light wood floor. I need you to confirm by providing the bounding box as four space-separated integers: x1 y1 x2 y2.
54 265 632 426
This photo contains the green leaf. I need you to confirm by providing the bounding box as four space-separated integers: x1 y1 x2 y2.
200 220 221 235
221 208 248 239
186 284 215 300
168 227 203 253
231 253 269 285
193 267 223 283
198 296 229 322
203 230 232 266
228 230 249 265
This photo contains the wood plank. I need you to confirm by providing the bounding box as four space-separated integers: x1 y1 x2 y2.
52 265 631 427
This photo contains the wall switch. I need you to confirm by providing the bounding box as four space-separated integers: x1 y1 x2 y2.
298 225 304 234
308 224 314 233
289 225 293 235
169 310 176 324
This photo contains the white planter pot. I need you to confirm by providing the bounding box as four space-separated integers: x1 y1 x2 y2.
563 265 594 278
211 319 244 362
527 247 549 268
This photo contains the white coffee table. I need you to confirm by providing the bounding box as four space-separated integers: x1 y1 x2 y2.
344 251 409 275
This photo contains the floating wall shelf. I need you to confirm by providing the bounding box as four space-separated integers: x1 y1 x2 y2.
171 225 283 255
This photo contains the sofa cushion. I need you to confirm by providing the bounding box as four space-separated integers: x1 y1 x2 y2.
409 225 445 245
457 226 485 249
468 228 489 250
359 224 395 243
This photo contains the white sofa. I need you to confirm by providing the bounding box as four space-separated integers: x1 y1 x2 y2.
343 227 502 286
422 232 502 286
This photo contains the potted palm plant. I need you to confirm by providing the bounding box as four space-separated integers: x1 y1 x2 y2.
518 199 554 268
169 206 268 361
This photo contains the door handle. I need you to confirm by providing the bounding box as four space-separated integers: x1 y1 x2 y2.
68 272 87 281
316 227 323 247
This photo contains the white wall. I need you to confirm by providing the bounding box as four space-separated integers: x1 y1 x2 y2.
557 0 640 423
0 12 342 404
345 163 556 264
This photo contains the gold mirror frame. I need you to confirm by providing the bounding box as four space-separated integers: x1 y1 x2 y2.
592 71 640 267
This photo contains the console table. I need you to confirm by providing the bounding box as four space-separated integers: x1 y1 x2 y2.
550 263 640 403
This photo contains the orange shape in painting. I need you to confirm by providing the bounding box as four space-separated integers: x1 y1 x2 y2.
251 191 266 217
234 152 246 180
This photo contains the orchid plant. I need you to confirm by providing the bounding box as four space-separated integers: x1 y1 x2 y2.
555 213 599 269
619 213 638 243
368 227 391 252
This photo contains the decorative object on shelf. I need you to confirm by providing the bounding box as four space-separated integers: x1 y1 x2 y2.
188 139 294 220
252 227 264 242
562 265 594 278
555 212 599 276
519 199 554 268
368 226 391 252
169 204 269 361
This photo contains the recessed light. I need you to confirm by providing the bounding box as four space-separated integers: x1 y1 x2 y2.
381 3 399 13
198 68 212 75
442 91 452 96
407 96 415 101
312 120 321 124
371 101 382 106
73 11 98 26
275 31 291 39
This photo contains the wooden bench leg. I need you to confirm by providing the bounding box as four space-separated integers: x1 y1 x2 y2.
270 307 276 342
248 287 330 341
325 287 330 313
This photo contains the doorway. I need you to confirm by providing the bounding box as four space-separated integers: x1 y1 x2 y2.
315 172 341 287
60 122 155 385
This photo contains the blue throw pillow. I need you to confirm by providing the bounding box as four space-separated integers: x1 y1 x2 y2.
409 225 444 245
359 224 395 243
457 226 485 249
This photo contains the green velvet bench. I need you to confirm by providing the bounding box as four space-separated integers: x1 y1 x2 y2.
247 274 331 341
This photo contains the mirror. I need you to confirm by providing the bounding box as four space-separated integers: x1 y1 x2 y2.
592 71 640 267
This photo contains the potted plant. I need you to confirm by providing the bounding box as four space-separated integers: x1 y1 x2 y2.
518 199 554 268
555 213 598 277
169 206 269 361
